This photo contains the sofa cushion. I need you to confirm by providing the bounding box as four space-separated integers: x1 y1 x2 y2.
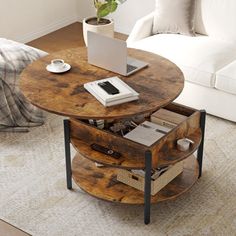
152 0 196 36
215 61 236 95
128 34 236 88
194 0 236 42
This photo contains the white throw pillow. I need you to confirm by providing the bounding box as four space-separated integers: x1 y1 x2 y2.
152 0 196 36
194 0 236 42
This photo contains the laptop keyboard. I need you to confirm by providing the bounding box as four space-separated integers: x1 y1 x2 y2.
127 64 138 73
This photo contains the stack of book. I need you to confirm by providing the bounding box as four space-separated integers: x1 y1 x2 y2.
84 76 139 107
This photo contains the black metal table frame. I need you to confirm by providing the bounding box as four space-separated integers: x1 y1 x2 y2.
63 110 206 225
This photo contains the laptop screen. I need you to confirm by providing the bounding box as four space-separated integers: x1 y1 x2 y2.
87 31 127 75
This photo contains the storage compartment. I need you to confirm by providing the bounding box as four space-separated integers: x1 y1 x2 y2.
70 103 201 168
117 160 184 195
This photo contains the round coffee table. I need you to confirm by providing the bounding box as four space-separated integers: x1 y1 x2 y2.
20 47 205 224
20 47 184 119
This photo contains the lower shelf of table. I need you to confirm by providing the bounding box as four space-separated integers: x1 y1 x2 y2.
72 154 199 205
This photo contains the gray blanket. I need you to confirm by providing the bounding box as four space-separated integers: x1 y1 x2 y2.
0 38 48 132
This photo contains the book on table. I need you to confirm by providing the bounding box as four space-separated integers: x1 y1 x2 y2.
84 76 139 107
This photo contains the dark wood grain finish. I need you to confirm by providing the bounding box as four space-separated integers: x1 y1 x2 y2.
72 153 199 204
71 128 201 170
153 111 202 167
20 47 184 119
157 128 201 167
24 24 204 211
164 102 197 117
71 138 146 169
69 104 201 169
70 118 149 168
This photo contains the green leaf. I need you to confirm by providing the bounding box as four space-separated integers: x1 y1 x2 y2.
96 0 126 21
97 4 110 18
107 1 118 13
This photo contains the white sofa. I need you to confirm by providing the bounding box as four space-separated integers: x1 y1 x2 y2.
127 0 236 122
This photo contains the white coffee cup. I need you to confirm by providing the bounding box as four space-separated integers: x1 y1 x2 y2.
177 138 194 151
51 59 65 70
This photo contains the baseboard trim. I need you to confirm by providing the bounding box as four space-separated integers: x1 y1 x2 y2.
77 16 84 23
16 15 79 43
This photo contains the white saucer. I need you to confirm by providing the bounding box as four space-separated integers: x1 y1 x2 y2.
46 63 71 73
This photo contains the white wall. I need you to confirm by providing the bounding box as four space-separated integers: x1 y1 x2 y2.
0 0 155 43
0 0 78 43
77 0 155 34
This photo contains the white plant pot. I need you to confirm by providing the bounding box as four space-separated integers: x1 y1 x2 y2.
82 17 114 46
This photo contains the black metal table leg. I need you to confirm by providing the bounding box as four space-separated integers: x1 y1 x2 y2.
197 110 206 178
144 150 152 224
64 119 72 189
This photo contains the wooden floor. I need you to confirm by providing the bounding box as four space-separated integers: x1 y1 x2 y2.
0 219 31 236
27 22 127 53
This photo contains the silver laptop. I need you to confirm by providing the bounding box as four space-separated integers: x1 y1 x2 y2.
87 31 148 76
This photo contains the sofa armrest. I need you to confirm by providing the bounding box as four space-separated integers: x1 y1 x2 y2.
127 12 155 45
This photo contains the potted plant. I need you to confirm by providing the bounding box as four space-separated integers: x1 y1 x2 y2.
83 0 126 46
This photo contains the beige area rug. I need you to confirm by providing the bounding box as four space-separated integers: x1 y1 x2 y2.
0 113 236 236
